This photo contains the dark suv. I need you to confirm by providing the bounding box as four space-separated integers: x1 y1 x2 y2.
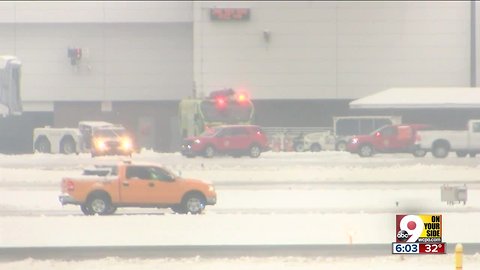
181 125 270 158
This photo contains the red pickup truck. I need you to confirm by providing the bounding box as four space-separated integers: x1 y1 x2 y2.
346 124 431 157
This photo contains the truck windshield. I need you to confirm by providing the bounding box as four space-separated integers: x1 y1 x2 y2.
369 125 390 135
336 118 393 136
200 101 253 123
94 129 126 138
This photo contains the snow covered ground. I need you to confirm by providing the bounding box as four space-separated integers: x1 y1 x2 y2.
0 151 479 269
3 255 480 270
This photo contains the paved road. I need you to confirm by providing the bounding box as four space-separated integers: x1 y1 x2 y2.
0 243 478 261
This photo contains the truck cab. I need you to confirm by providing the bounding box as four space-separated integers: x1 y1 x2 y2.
333 116 402 151
347 124 431 157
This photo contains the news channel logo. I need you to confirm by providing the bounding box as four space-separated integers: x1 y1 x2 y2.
395 214 442 243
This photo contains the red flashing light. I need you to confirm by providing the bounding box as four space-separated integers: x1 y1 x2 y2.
237 93 247 102
215 96 227 109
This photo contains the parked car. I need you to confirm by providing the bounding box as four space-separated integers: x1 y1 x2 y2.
181 125 270 158
347 124 431 157
292 131 336 152
414 119 480 158
59 161 217 215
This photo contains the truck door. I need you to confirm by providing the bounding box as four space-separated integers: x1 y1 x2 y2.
120 166 154 204
146 166 182 204
469 121 480 150
120 165 181 205
374 126 399 151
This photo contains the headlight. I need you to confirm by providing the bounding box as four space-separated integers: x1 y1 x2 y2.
95 139 107 151
208 185 215 192
194 139 201 144
351 138 359 144
121 137 133 150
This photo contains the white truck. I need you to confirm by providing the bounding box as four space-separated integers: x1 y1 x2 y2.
33 121 134 156
414 119 480 158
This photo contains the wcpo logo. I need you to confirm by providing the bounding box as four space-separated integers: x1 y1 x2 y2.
396 214 442 243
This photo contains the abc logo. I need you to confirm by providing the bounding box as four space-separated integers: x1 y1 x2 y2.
396 230 410 241
397 215 424 242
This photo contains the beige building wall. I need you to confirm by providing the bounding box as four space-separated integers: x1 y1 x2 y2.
0 2 193 111
193 1 470 100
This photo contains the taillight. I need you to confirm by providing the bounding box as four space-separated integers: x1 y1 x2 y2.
66 180 75 192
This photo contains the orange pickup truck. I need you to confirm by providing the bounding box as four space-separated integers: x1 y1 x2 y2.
59 161 217 215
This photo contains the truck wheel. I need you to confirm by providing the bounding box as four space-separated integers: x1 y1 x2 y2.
182 193 205 215
359 145 374 157
432 145 449 158
413 149 427 157
60 137 76 154
203 145 215 158
249 144 261 158
34 137 51 153
469 153 477 158
293 143 304 152
335 141 347 151
81 205 94 215
87 195 112 215
456 151 468 158
310 143 321 152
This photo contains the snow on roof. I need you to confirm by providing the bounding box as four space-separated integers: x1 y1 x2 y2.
349 87 480 109
0 55 20 69
78 121 114 127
